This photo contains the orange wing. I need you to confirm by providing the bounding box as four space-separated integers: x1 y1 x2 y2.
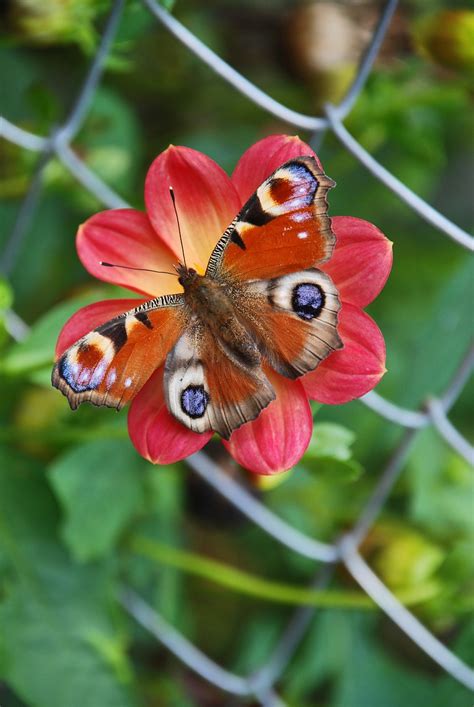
235 269 343 379
52 295 186 410
164 321 275 439
206 157 336 281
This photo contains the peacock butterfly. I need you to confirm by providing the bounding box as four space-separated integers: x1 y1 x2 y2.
52 157 342 439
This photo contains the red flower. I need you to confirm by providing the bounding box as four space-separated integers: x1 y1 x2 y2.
56 135 392 474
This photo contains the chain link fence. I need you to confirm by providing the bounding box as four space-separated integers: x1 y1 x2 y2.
1 0 473 704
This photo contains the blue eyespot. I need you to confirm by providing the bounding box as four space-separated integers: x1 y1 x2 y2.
181 385 209 418
292 283 324 320
60 356 105 392
288 163 318 204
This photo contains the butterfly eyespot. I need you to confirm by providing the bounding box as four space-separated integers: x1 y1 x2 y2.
292 283 325 321
181 385 209 419
59 354 106 393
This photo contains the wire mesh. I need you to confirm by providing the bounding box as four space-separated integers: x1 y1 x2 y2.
1 0 473 703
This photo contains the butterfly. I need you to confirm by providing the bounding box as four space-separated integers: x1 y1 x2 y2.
52 157 343 440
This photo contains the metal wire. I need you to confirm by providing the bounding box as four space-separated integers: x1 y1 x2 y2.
0 0 127 256
120 587 252 696
0 146 54 275
326 105 473 248
187 452 339 563
2 0 473 702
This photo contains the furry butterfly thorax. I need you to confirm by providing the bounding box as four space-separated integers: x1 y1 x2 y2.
52 156 342 439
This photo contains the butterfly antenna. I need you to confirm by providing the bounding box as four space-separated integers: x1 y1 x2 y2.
100 262 176 277
169 186 187 269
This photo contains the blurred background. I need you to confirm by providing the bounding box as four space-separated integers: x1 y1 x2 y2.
0 1 473 705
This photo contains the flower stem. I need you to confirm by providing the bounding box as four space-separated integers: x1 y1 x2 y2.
131 535 437 611
131 536 443 610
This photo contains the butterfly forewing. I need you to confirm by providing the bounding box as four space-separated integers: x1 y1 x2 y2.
206 157 336 281
52 295 186 410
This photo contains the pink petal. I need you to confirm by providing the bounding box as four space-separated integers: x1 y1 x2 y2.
77 209 178 297
323 217 393 307
144 146 241 272
231 134 322 204
302 303 386 404
55 298 145 357
223 373 312 475
128 367 212 464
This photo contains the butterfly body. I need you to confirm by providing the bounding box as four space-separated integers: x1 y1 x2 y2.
53 156 343 439
177 265 263 366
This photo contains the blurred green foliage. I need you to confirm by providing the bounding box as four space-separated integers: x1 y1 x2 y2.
0 1 473 706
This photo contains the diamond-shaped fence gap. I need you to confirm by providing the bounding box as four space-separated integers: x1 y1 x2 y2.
0 0 127 269
1 0 473 703
325 106 473 247
247 566 335 697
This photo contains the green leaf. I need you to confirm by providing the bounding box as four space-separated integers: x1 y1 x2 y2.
0 583 136 707
307 422 356 460
407 428 474 539
0 276 14 310
285 610 473 707
122 464 187 631
430 619 474 707
48 440 146 561
0 447 137 707
231 614 283 675
2 197 88 318
388 259 473 407
0 446 58 573
372 527 445 589
284 611 369 701
304 423 363 481
333 626 438 707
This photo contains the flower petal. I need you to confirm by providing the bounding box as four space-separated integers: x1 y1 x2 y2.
144 146 241 272
128 367 212 464
55 298 144 357
223 373 312 475
231 134 322 204
302 303 386 404
77 209 178 297
323 217 393 307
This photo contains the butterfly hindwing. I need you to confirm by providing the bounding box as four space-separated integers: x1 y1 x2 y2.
52 295 186 410
236 269 342 379
164 321 275 440
207 157 336 281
